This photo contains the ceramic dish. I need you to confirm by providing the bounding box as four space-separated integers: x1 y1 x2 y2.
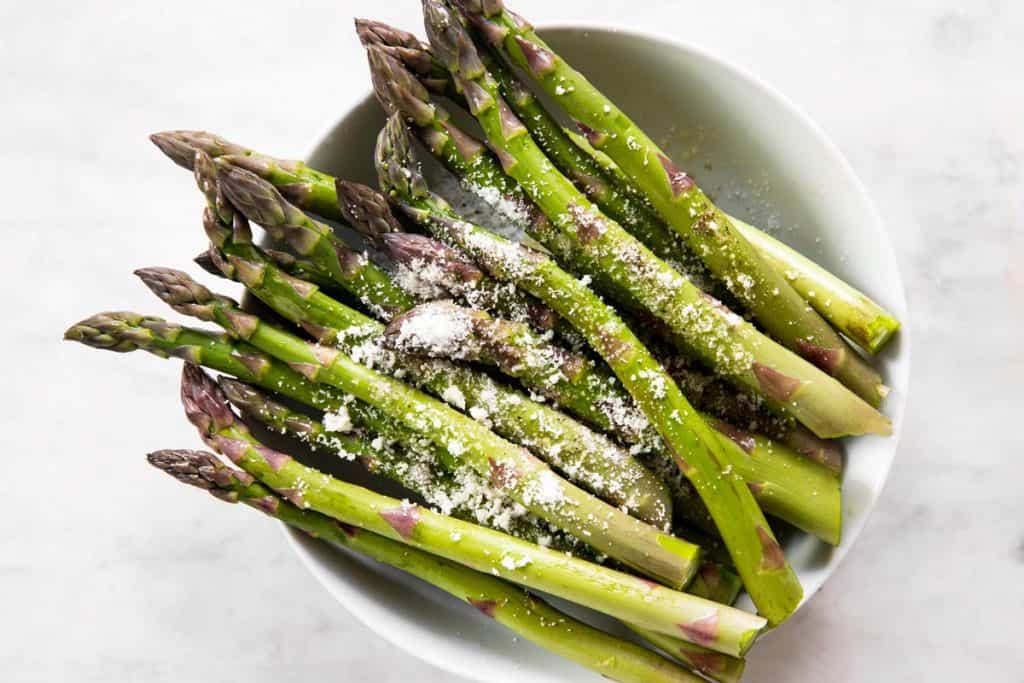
282 24 910 682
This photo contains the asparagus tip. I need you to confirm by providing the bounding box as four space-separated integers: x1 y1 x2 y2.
180 363 237 433
335 179 403 242
63 311 154 351
135 266 217 310
193 250 220 276
151 131 201 169
382 232 484 286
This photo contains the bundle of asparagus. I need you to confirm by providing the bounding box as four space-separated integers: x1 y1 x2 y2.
63 2 899 679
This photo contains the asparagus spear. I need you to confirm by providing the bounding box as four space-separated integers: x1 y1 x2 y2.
362 44 524 219
415 8 890 441
387 300 842 544
201 156 673 528
358 23 700 275
147 447 713 681
730 215 901 354
202 134 840 475
177 363 764 654
217 377 581 549
455 1 888 407
151 130 895 356
151 129 883 439
564 127 901 354
336 178 561 335
224 361 739 602
137 267 702 588
627 625 745 683
63 311 560 541
379 110 801 626
60 308 718 600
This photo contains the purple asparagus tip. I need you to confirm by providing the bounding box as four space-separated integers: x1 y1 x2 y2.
335 179 403 242
180 363 237 434
149 132 198 170
382 232 484 286
147 448 255 492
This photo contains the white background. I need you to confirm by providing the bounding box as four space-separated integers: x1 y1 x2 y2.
3 1 1022 680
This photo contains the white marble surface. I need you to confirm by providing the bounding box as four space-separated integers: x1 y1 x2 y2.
3 0 1022 680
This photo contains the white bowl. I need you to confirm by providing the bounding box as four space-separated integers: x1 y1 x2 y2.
285 24 910 682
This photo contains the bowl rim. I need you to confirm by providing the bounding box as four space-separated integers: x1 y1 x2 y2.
286 20 911 680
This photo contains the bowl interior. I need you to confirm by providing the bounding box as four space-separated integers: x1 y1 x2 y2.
286 25 910 683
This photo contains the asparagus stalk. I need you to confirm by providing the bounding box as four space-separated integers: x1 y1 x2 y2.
415 8 890 441
217 377 579 549
730 215 901 354
150 130 884 439
178 364 765 654
456 1 889 406
362 44 524 217
627 625 745 683
201 156 673 528
178 128 839 473
565 127 901 354
58 307 712 598
63 311 559 542
137 267 702 588
336 178 561 335
387 300 842 544
356 41 843 475
358 22 699 274
147 448 710 682
379 110 801 626
226 371 742 603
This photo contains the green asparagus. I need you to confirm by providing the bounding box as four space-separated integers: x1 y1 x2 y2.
379 106 801 625
178 363 764 654
416 8 890 441
137 267 702 588
565 126 901 354
147 446 714 680
359 22 701 275
149 127 880 438
64 311 563 541
387 300 842 544
456 1 889 407
200 154 673 528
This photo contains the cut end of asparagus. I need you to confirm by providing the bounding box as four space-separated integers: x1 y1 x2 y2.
335 179 403 243
864 316 901 355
